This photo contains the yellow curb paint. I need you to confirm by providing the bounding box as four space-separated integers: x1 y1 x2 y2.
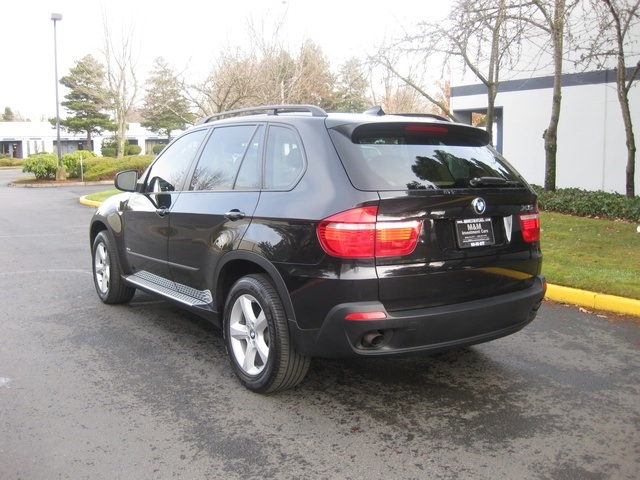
79 196 101 208
546 284 640 318
594 294 640 317
546 284 596 307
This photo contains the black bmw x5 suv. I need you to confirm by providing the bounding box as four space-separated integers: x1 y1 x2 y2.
90 105 545 393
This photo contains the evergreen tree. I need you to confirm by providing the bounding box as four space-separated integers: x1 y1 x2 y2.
52 54 115 149
140 57 195 141
2 107 15 121
333 58 370 113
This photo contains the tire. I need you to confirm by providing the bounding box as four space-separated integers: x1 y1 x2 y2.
92 231 135 304
223 274 311 393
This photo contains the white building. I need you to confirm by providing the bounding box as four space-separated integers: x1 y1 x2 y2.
450 68 639 195
0 122 171 158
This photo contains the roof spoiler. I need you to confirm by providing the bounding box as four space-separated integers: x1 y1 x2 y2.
363 105 451 122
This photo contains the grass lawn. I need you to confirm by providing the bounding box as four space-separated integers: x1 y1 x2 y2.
86 189 120 203
84 189 639 300
540 212 640 300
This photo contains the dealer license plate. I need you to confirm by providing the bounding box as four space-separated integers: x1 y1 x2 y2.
455 218 495 248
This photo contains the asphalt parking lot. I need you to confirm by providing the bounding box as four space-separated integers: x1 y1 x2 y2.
1 168 639 479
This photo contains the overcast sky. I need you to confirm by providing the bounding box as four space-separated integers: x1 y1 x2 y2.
1 0 450 121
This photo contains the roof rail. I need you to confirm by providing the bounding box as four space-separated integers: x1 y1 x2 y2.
363 105 451 122
195 104 327 124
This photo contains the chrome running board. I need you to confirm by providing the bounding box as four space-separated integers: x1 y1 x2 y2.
124 270 213 308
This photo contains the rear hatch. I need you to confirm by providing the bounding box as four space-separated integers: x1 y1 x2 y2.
328 118 542 311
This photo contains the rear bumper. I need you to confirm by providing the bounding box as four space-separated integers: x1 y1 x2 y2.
290 275 546 357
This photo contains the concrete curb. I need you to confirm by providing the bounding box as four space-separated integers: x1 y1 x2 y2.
545 284 640 318
75 194 640 319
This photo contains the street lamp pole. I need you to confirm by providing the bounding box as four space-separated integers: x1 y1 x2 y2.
51 13 63 172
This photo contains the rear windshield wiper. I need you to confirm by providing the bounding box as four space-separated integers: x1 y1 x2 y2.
469 176 521 188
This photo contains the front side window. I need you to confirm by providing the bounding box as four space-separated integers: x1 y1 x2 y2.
143 129 207 193
190 125 260 191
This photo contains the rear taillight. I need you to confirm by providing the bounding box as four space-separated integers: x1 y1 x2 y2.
317 206 421 258
519 213 540 242
376 221 422 256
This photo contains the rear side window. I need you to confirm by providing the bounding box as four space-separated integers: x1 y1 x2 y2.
190 125 261 191
329 123 523 191
264 125 304 190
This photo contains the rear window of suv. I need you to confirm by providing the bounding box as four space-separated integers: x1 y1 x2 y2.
329 122 524 191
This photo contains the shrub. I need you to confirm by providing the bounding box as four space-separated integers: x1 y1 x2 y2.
82 155 155 181
533 185 640 222
1 158 23 167
102 139 142 156
127 145 142 155
22 153 59 179
101 147 116 158
152 144 167 154
101 138 118 157
61 150 97 178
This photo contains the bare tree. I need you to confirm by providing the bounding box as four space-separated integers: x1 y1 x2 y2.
389 0 534 142
190 49 262 116
374 50 458 118
525 1 581 191
190 15 345 115
102 15 140 158
600 0 640 198
287 40 337 106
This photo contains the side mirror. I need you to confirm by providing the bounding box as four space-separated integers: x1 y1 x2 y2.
114 170 139 192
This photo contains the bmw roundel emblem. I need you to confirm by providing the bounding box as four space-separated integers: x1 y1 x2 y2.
472 197 486 215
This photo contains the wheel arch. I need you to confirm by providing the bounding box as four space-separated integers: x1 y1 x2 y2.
89 219 108 247
214 251 296 324
90 213 133 275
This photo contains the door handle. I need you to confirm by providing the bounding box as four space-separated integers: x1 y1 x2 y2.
156 207 168 217
224 209 245 221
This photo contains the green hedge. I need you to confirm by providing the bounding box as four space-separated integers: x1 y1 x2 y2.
0 158 23 167
533 185 640 222
20 154 154 182
81 155 155 181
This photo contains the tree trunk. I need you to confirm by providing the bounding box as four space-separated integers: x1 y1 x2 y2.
116 102 127 157
485 84 498 145
484 0 506 146
543 0 565 192
117 119 127 158
603 0 638 198
617 68 637 198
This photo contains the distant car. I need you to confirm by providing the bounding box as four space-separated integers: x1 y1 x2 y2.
90 105 545 393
